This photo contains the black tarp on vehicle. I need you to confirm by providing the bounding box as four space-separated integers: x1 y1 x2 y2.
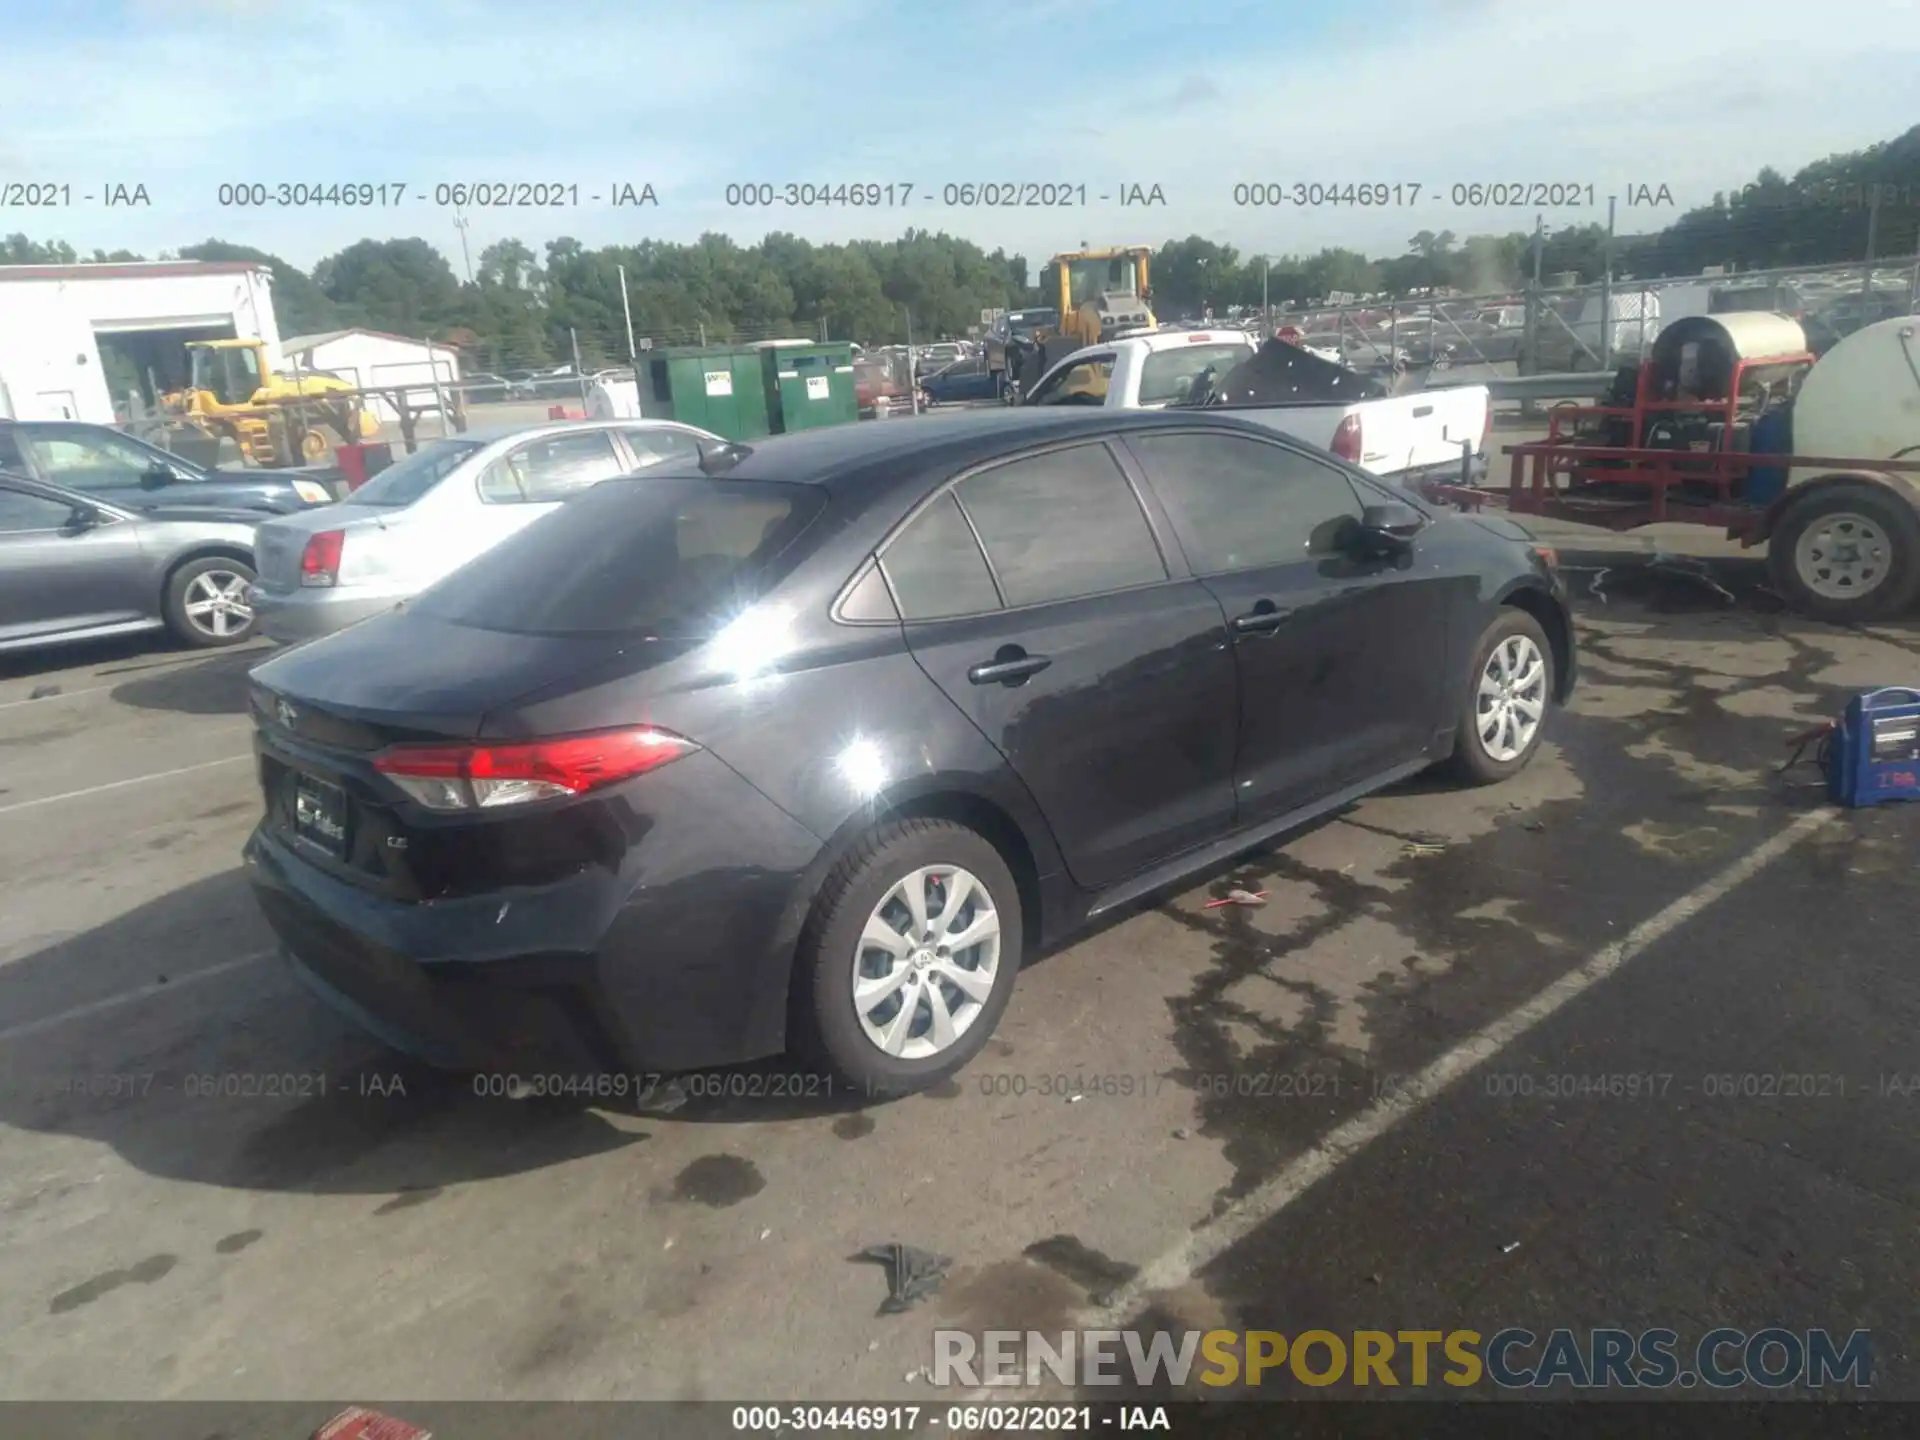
1172 337 1389 408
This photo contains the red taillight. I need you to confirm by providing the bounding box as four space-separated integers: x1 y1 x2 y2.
374 726 698 811
301 529 344 588
1331 412 1363 463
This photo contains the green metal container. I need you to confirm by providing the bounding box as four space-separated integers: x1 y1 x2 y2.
656 347 773 441
755 341 858 433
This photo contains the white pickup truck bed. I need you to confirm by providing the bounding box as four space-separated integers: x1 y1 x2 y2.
1022 329 1490 486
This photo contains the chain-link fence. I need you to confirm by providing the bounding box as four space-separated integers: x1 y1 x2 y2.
1260 254 1920 388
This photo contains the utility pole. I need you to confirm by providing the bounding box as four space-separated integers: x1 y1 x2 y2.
1523 214 1545 377
1600 195 1617 371
452 206 474 285
1862 183 1883 301
904 308 920 416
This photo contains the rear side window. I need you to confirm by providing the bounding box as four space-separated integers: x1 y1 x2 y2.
955 443 1166 607
413 478 824 635
1137 343 1253 405
881 493 1001 620
1127 432 1364 574
478 431 627 504
346 438 485 507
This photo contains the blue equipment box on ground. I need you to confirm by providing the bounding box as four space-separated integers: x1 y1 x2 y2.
1827 688 1920 806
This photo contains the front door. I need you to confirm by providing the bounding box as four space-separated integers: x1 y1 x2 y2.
0 484 148 642
884 440 1239 890
1121 429 1454 824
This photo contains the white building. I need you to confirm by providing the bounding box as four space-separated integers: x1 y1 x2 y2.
0 260 282 424
279 327 460 423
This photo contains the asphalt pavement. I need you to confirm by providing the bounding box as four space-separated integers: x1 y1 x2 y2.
1 547 1917 1415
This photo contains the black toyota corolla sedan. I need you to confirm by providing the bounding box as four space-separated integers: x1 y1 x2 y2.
243 408 1576 1096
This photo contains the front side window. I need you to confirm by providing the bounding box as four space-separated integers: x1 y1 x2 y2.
1027 356 1113 407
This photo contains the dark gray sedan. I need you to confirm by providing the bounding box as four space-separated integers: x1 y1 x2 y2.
0 470 263 655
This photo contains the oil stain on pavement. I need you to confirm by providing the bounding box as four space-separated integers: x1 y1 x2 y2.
669 1154 766 1207
49 1254 177 1314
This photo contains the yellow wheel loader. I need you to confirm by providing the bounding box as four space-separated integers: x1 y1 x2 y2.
161 338 379 468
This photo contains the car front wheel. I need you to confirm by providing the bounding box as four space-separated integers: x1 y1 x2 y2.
1446 609 1555 784
792 817 1022 1098
165 556 259 648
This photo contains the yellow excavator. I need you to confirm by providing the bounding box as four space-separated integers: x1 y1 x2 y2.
160 338 379 467
1049 246 1156 346
1002 246 1158 402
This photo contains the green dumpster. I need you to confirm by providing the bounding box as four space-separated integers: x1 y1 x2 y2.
656 347 772 441
755 341 858 434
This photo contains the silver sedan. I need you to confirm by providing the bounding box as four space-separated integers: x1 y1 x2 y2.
249 418 721 645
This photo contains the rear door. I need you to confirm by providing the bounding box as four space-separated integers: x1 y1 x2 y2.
885 439 1238 890
1120 429 1455 823
0 482 150 642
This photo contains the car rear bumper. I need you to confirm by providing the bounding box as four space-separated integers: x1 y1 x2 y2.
241 749 828 1075
249 587 407 644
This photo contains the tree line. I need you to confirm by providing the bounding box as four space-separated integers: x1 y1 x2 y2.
4 125 1914 370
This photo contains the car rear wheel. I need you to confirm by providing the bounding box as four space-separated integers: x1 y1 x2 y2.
165 556 258 647
1446 609 1554 785
792 817 1022 1098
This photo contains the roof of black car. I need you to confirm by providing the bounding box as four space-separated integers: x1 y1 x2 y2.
704 408 1223 490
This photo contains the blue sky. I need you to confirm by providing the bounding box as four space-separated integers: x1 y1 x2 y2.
1 0 1915 277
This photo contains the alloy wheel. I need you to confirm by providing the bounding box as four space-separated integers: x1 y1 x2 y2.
1476 633 1547 763
851 864 1000 1060
182 569 254 639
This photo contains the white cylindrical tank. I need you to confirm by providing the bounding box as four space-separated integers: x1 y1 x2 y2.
586 379 642 420
1790 316 1920 483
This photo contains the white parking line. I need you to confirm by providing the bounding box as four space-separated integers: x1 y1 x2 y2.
0 950 274 1045
0 754 251 818
0 683 119 712
1073 804 1838 1332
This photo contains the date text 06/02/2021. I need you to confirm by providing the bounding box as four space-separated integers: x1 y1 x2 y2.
1229 181 1679 208
213 182 658 208
720 182 1167 208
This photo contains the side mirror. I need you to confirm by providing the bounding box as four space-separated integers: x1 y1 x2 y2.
1356 501 1427 554
65 503 104 532
140 463 175 490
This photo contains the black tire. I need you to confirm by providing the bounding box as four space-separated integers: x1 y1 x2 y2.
1444 608 1556 786
163 555 259 648
790 817 1023 1098
1766 483 1920 624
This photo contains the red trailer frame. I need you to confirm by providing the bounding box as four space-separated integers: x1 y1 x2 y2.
1421 336 1920 545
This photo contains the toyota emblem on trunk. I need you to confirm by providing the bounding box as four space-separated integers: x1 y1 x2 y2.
276 698 298 728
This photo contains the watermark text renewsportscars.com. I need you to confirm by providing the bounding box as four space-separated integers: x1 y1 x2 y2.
933 1327 1873 1391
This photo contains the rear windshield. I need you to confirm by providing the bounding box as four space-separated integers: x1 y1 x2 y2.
347 438 487 507
412 476 826 636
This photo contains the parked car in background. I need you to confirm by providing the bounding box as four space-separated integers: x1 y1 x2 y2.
920 357 999 406
0 469 263 654
242 407 1574 1096
913 343 967 377
247 418 723 644
0 419 337 513
984 308 1060 394
460 372 511 403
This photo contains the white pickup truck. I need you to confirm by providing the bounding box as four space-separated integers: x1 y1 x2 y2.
1021 329 1491 486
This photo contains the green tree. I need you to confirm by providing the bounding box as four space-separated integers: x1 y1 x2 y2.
313 238 462 335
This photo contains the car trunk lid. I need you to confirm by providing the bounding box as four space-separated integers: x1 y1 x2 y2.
252 504 402 593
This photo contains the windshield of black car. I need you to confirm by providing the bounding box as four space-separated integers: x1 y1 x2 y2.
345 439 487 506
411 476 826 636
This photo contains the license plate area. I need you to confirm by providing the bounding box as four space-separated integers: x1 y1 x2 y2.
291 773 350 859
